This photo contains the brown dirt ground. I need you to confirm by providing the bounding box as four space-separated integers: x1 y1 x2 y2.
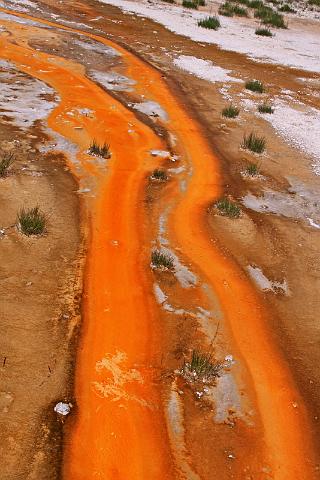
0 117 83 478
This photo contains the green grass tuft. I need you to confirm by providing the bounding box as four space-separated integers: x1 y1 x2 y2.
182 0 198 8
255 27 273 36
18 206 46 236
222 104 240 118
215 198 241 218
245 79 265 93
150 169 168 181
182 350 224 382
198 16 221 29
151 249 174 270
219 1 248 15
248 0 264 8
88 139 111 158
0 152 14 177
254 6 287 27
242 132 266 153
258 102 274 113
245 162 260 176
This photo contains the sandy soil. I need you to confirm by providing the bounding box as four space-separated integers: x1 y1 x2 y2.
0 120 83 478
0 0 319 479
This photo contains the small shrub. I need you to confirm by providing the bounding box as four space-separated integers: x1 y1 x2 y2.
242 132 266 153
255 27 273 36
88 139 111 158
248 0 264 8
182 0 198 8
222 104 240 118
278 3 296 12
254 6 287 27
18 206 46 236
308 0 320 5
219 2 235 15
181 350 224 383
228 0 250 5
258 102 274 113
245 162 260 176
198 16 221 29
215 198 241 218
150 169 168 181
151 249 174 270
0 152 14 177
245 79 264 93
219 1 248 15
232 4 249 15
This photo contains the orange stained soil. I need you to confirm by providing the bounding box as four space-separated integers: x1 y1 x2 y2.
0 7 317 479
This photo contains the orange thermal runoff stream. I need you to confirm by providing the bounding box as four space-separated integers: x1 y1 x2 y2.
0 8 317 480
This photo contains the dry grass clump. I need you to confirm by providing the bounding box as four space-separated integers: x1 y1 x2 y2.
0 152 14 177
242 132 266 153
258 102 274 113
150 169 168 181
245 79 265 93
214 197 241 218
222 104 240 118
88 139 111 158
151 249 174 270
255 27 273 36
17 206 46 236
245 162 260 176
198 16 221 28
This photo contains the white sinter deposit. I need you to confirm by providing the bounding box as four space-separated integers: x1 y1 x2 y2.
0 63 58 129
174 55 242 83
98 0 320 73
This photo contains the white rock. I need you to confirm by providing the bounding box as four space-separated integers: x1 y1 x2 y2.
54 402 72 416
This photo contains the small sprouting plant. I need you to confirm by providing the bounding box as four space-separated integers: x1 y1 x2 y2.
198 16 221 29
17 206 46 236
150 169 168 181
88 139 111 158
245 80 265 93
151 249 174 270
258 102 274 113
222 104 240 118
0 152 14 177
215 197 241 218
245 162 260 176
181 350 224 383
255 27 273 36
242 132 266 153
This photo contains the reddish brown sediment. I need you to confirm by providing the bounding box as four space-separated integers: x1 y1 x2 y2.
0 7 317 479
